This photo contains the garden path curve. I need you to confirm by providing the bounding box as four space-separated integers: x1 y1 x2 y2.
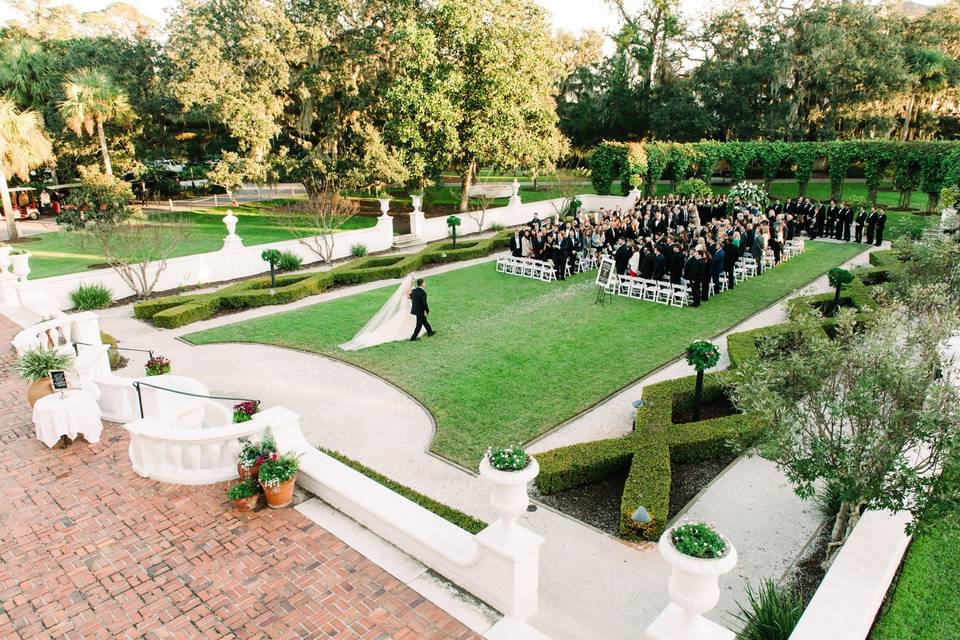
99 241 884 640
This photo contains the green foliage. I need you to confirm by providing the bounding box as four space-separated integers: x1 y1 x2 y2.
276 251 302 271
350 243 368 257
260 249 281 265
686 339 721 371
69 282 113 310
320 448 487 534
758 141 789 191
644 141 671 195
827 268 854 289
790 142 823 197
674 178 713 198
258 452 301 487
16 348 73 382
671 522 727 559
238 430 278 470
486 445 530 471
588 141 626 195
446 215 461 228
226 478 259 500
59 172 135 231
733 579 804 640
144 355 170 376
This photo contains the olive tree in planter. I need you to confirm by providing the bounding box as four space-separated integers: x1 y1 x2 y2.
447 215 462 248
686 340 721 421
827 267 854 315
730 307 960 567
261 248 281 288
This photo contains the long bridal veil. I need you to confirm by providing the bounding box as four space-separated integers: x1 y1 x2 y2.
340 275 417 351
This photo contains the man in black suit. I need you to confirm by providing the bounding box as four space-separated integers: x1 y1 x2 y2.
684 250 705 307
614 239 632 276
875 209 887 246
865 208 878 244
509 230 523 257
410 279 435 341
723 238 738 289
854 207 867 243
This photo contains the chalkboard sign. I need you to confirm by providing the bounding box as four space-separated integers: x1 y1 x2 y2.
49 370 68 391
595 257 615 287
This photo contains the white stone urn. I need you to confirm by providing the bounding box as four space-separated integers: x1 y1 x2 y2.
509 178 522 207
410 194 424 214
479 454 539 531
378 197 392 217
650 522 738 640
223 209 238 236
0 244 11 272
10 250 31 282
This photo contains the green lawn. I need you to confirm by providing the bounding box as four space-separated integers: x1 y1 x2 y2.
185 240 865 467
871 515 960 640
24 200 377 280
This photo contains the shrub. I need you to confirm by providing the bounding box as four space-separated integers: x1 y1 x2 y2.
674 178 713 198
70 283 113 310
276 251 302 271
486 445 530 471
671 521 727 559
350 243 368 257
238 430 278 471
321 448 487 534
489 222 505 232
258 452 301 487
226 478 260 500
734 579 804 640
16 348 73 382
144 355 171 376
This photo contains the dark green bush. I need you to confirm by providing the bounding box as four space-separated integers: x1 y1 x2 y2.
277 251 303 271
70 282 113 310
152 297 219 329
320 448 487 534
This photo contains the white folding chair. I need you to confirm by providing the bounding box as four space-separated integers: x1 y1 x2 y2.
671 283 688 307
656 281 672 305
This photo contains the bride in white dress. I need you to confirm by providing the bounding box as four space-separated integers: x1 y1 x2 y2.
340 275 418 351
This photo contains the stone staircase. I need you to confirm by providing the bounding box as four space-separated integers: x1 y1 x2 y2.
392 233 419 249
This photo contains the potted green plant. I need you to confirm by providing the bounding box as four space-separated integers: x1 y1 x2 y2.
144 355 171 376
16 347 74 406
226 477 261 511
237 430 277 480
258 451 301 508
479 445 539 530
657 520 738 638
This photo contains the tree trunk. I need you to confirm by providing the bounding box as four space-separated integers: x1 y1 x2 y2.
831 181 843 203
823 500 853 569
459 161 475 213
693 370 704 422
833 284 843 314
899 189 913 209
927 192 939 214
798 180 808 198
96 117 113 177
0 170 19 241
901 94 915 142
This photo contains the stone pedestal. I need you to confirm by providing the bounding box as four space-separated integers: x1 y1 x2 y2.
10 251 31 283
509 179 522 207
645 603 734 640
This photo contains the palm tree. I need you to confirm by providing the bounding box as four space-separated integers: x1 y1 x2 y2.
0 40 52 111
58 69 133 176
0 98 54 240
901 47 955 141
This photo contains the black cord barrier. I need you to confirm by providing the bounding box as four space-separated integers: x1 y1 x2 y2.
130 380 260 419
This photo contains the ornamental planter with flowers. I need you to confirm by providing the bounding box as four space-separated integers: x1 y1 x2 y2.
226 477 261 511
655 521 737 639
479 445 539 530
233 400 259 423
258 451 301 508
144 355 171 376
237 430 277 480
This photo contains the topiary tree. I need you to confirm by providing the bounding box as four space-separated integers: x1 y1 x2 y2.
687 339 721 421
261 248 281 287
447 215 462 248
826 141 855 202
827 268 855 314
790 142 823 199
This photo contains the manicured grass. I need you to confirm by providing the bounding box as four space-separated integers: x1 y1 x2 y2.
24 200 377 280
185 240 865 467
871 515 960 640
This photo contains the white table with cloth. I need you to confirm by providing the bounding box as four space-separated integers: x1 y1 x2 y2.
32 389 103 448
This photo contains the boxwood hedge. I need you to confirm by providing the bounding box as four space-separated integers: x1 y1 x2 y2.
535 373 760 541
134 231 512 328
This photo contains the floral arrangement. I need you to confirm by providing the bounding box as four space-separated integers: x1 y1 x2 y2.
728 181 768 208
144 355 171 376
238 430 278 470
670 521 728 559
686 339 721 372
486 445 530 471
233 400 259 423
258 452 301 488
226 477 259 500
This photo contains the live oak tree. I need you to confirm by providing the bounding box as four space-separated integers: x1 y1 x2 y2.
731 308 960 566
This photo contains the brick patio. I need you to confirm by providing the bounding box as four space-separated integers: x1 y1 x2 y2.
0 315 478 640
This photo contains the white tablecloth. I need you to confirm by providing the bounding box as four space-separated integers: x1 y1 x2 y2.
32 390 103 448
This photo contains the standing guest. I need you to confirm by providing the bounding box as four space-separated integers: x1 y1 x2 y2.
653 245 667 281
814 203 825 238
854 207 866 243
712 243 725 293
723 238 738 289
510 229 523 257
614 239 632 276
628 244 641 276
521 229 533 258
700 246 712 302
865 207 879 245
683 250 704 307
842 203 853 241
670 244 685 285
561 230 576 276
875 209 887 246
750 227 767 275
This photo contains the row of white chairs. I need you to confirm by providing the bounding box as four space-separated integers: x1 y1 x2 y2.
496 257 560 281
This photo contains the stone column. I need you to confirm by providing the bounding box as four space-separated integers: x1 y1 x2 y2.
409 194 426 240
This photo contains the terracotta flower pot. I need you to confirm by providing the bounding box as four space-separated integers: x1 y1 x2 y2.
232 494 260 511
27 377 53 407
238 463 261 481
261 476 296 509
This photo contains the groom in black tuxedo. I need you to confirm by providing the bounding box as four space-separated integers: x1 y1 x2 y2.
410 278 435 341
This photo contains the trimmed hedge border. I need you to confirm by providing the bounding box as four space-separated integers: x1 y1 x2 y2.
319 447 487 535
535 373 761 541
134 231 512 328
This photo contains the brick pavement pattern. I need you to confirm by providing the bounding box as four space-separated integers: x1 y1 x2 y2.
0 314 478 640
